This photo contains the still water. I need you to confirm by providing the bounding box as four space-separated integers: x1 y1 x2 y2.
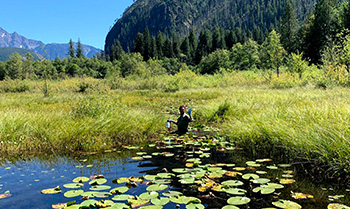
0 139 349 209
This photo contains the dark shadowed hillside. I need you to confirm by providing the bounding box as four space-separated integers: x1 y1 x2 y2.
105 0 316 53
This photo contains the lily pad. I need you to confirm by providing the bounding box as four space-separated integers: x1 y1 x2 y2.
151 197 170 206
63 183 84 189
172 168 189 173
89 178 107 185
109 203 130 209
242 173 259 180
64 190 84 198
278 164 292 168
222 180 244 187
252 178 271 184
280 179 296 184
72 177 90 183
41 186 61 194
110 186 129 194
146 184 168 192
96 200 114 208
80 200 97 208
292 192 314 199
162 191 182 197
266 166 278 170
170 196 201 204
128 198 149 208
0 193 12 199
80 191 99 198
186 203 205 209
139 191 159 200
112 194 134 201
227 196 251 205
272 200 302 209
224 188 247 195
180 178 196 184
328 203 350 209
225 171 242 177
113 177 129 184
139 206 162 209
222 205 240 209
90 185 111 191
157 173 175 179
253 186 275 194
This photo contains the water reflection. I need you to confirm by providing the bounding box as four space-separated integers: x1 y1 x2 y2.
0 146 349 208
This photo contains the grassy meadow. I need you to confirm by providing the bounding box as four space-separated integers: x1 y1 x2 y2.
0 71 350 177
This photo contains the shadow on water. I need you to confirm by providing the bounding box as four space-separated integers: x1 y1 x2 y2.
0 132 349 208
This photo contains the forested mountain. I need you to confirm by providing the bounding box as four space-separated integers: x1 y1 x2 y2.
0 27 100 60
105 0 316 53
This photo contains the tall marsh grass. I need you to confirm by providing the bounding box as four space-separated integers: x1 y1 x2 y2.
0 71 350 177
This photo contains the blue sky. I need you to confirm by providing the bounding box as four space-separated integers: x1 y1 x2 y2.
0 0 134 49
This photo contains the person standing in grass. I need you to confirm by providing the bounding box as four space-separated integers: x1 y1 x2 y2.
168 105 193 135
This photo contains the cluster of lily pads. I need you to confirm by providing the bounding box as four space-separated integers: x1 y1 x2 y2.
40 134 350 209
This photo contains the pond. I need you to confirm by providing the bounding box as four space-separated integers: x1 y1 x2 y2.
0 134 349 209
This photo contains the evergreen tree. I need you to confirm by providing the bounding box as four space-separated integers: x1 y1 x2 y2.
180 37 191 63
212 27 224 51
172 32 181 58
76 38 84 58
163 37 174 58
341 2 350 30
188 28 197 65
225 30 237 49
195 29 212 64
156 31 165 58
280 0 299 53
305 0 339 63
133 32 144 54
142 28 152 60
68 39 75 58
110 40 125 61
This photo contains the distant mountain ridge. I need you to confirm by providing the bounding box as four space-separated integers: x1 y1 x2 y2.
0 27 101 60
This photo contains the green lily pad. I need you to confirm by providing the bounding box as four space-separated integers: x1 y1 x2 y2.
266 166 278 170
278 164 292 168
136 152 147 156
63 183 84 189
180 178 196 184
170 196 201 204
222 205 240 209
113 177 129 184
90 185 111 191
80 199 97 207
94 192 112 198
72 177 90 183
272 200 302 209
154 179 172 184
162 191 182 197
144 175 157 181
186 203 205 209
139 191 159 200
112 194 134 201
256 171 267 175
253 186 275 194
128 198 149 208
227 196 251 205
41 186 61 194
328 203 350 209
109 203 130 209
64 190 84 198
110 186 129 194
172 168 189 173
266 183 284 189
224 188 247 195
89 178 107 185
146 184 168 192
252 178 271 184
80 191 99 198
151 197 170 206
242 173 259 180
221 180 244 187
139 205 162 209
157 173 175 179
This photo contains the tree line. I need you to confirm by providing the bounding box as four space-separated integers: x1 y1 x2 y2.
0 0 350 81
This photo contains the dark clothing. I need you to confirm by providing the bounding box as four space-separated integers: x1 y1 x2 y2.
176 113 192 135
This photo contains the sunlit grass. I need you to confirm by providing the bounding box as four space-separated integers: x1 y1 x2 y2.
0 71 349 174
